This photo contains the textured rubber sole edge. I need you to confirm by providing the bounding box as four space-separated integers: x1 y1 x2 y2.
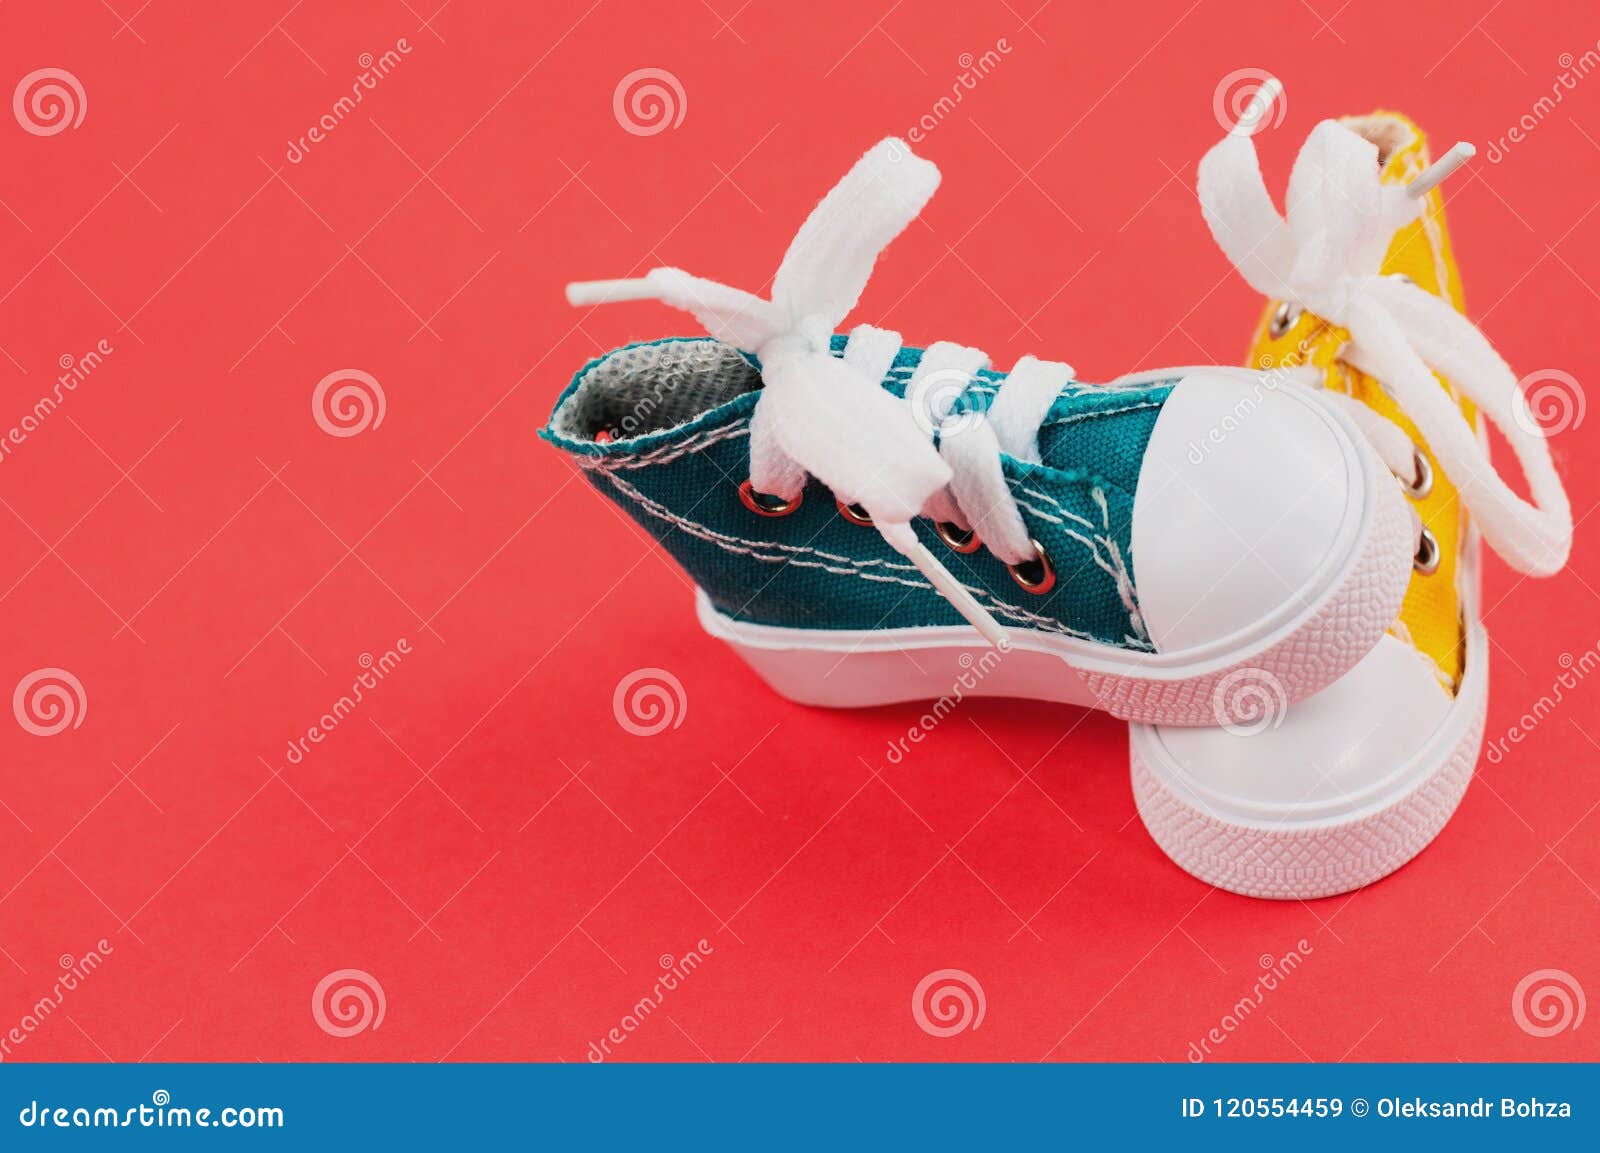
1128 622 1490 900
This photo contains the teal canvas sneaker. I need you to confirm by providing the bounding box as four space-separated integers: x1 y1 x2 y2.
541 138 1416 725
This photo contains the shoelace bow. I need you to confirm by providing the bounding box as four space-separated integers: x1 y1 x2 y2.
568 139 1078 646
1198 111 1573 577
565 116 1573 652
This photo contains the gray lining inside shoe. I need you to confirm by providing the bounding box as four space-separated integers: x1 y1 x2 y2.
553 340 760 441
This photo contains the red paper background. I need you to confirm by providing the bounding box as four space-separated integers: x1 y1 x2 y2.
1 0 1596 1063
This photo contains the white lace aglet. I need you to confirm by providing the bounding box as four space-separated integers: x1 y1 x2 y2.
877 522 1008 649
1230 76 1282 136
1408 142 1474 199
566 278 659 307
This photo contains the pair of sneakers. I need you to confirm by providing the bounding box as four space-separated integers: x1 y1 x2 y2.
543 104 1573 899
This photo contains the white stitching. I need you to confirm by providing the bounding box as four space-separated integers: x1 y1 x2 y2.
578 422 751 471
605 473 924 573
600 471 1108 641
1018 484 1099 531
1038 399 1163 429
1015 485 1147 643
1090 485 1148 643
1014 499 1127 588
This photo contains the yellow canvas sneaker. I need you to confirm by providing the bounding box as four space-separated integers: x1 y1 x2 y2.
1130 102 1574 898
1260 111 1473 692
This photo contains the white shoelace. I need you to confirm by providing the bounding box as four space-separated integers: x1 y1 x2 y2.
1198 95 1573 577
567 138 1076 646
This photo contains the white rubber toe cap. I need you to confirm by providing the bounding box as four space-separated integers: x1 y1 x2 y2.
1131 370 1364 656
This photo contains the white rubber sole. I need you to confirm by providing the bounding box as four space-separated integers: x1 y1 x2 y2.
695 447 1413 726
1129 621 1488 899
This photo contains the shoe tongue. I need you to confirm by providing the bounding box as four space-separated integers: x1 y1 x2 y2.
1340 111 1428 184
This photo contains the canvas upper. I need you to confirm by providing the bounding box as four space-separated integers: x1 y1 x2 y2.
543 335 1173 650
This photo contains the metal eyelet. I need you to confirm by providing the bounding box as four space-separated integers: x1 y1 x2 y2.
1008 539 1056 595
738 480 801 517
836 500 873 526
935 521 981 554
1268 300 1303 339
1388 273 1416 286
1413 526 1441 575
1400 447 1433 500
